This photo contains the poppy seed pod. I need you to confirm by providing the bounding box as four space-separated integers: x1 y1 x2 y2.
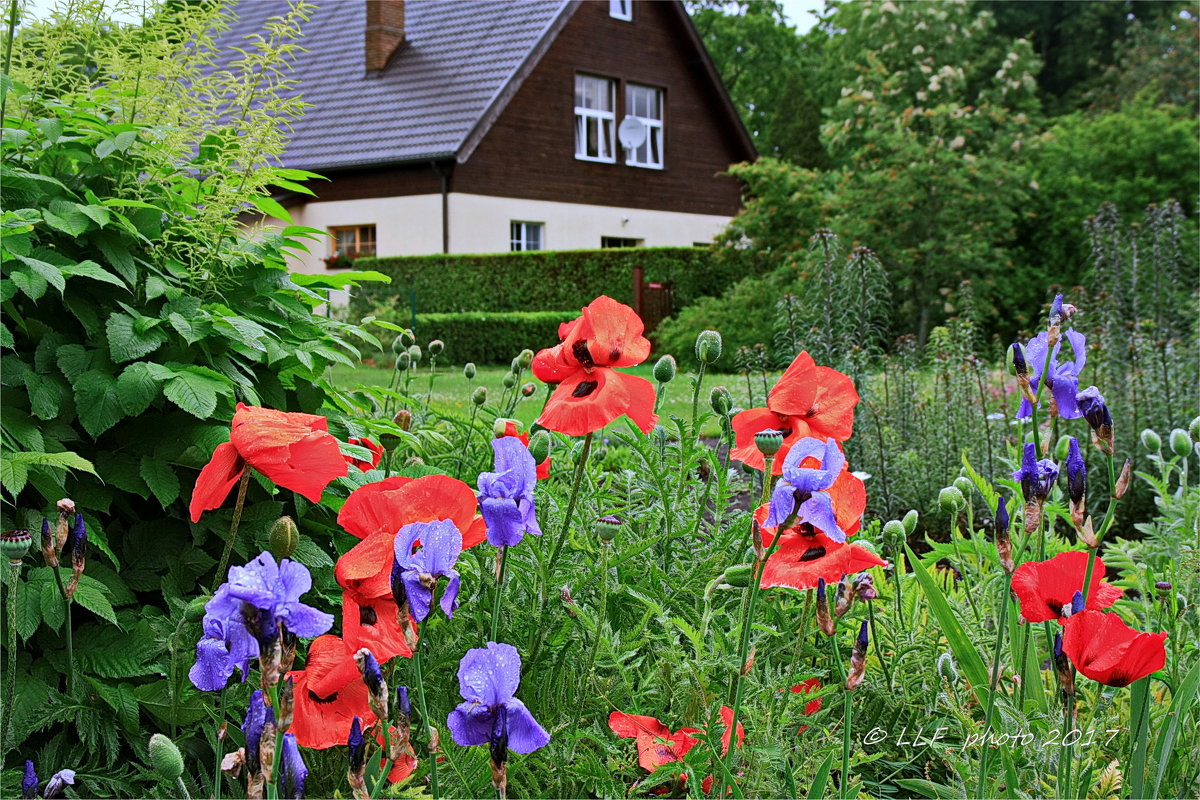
1169 428 1193 459
1140 429 1162 452
472 387 488 406
754 429 784 458
528 430 550 464
428 339 444 357
939 486 965 515
517 349 534 369
1 530 31 565
695 330 723 365
902 509 919 535
268 516 300 559
148 733 185 781
463 362 477 380
595 515 622 542
710 385 733 416
653 354 677 384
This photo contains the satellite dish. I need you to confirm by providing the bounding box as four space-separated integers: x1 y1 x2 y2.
618 116 647 150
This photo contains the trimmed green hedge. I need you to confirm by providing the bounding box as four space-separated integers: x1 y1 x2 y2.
349 246 769 320
410 311 577 365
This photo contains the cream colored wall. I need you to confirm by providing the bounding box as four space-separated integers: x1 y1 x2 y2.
277 192 732 275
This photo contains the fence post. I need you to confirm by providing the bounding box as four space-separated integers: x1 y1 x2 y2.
632 264 644 319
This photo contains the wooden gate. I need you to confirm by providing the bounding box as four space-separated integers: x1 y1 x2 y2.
632 265 673 334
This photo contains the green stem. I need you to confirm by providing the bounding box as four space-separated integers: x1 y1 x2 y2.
50 565 74 695
266 681 282 800
213 686 226 800
586 542 610 677
690 363 708 437
211 469 253 593
411 620 440 800
866 602 891 690
976 582 1012 798
0 0 18 125
370 724 393 799
175 777 193 800
545 432 593 576
456 402 481 479
3 563 20 751
728 456 774 702
827 632 852 800
490 546 508 642
1080 455 1119 602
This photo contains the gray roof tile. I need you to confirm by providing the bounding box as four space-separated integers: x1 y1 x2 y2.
212 0 569 171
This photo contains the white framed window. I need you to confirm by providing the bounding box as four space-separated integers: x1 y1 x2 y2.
510 221 543 252
574 74 616 163
624 84 663 169
609 0 632 20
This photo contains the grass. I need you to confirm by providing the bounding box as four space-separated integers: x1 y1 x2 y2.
332 361 746 437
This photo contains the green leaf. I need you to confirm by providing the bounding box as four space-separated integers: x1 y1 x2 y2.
56 344 92 380
43 199 92 236
41 580 64 631
9 266 47 300
14 580 41 640
73 575 119 626
290 269 392 289
0 457 28 496
116 361 161 415
35 117 63 143
93 230 136 284
23 369 66 420
895 779 964 800
74 369 124 437
63 259 126 289
106 312 167 363
163 371 219 419
13 254 65 293
140 455 180 507
250 195 292 223
7 450 97 474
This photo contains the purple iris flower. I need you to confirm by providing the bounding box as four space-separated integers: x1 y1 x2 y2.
1076 386 1112 432
392 519 463 622
242 690 271 775
42 770 75 799
995 495 1009 531
1016 330 1087 420
1066 438 1086 504
446 642 550 757
477 437 541 547
21 761 36 799
348 716 366 773
765 437 848 541
189 552 333 692
1012 442 1059 502
280 732 308 799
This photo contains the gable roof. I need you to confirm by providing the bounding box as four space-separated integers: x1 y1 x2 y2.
211 0 753 172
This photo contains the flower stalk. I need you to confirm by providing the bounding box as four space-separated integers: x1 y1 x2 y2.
212 469 253 594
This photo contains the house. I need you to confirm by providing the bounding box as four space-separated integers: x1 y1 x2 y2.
215 0 756 272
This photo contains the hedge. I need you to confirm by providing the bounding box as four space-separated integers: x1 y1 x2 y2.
348 246 770 320
406 311 577 365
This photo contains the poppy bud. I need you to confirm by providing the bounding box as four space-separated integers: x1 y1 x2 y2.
709 385 733 417
1 530 31 565
393 409 413 431
653 354 677 384
1054 435 1072 462
595 515 621 543
902 509 919 535
472 387 488 406
938 486 965 515
149 733 185 781
1190 415 1200 443
695 330 723 365
816 577 835 636
394 352 410 371
400 329 415 347
1114 457 1132 499
881 519 905 548
953 476 973 497
521 382 536 397
428 339 444 357
391 335 406 355
936 652 958 683
724 564 753 587
527 430 550 465
269 516 300 560
1154 581 1172 596
408 344 422 365
502 373 515 389
463 362 477 380
1007 342 1028 378
40 518 57 568
754 429 784 458
494 418 516 438
1141 428 1162 452
514 348 534 369
1169 428 1193 459
184 595 211 622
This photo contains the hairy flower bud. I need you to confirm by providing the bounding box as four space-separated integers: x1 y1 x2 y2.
724 564 753 588
710 385 733 416
494 418 515 438
517 349 534 369
463 362 477 380
882 519 906 548
472 386 488 406
902 509 919 535
502 373 516 389
1054 435 1072 462
1169 428 1193 459
521 382 536 397
695 330 723 365
149 733 185 781
653 354 677 384
1189 416 1200 443
936 652 958 683
527 430 550 464
394 352 410 372
428 339 444 357
952 476 973 497
939 486 965 515
1140 428 1161 452
408 344 422 365
185 595 212 622
391 335 406 355
269 517 300 560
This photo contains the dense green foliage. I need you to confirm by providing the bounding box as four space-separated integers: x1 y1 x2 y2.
348 247 769 320
410 311 576 365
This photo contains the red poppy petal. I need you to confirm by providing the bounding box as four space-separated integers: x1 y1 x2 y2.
537 368 657 436
609 711 670 741
189 442 246 523
230 406 348 502
828 468 866 537
289 666 376 750
730 407 785 473
341 592 413 663
532 343 579 384
767 353 859 441
335 532 396 599
1062 610 1167 687
759 524 887 592
1012 551 1122 623
303 635 362 699
386 750 418 783
717 705 745 755
575 296 651 368
338 476 415 539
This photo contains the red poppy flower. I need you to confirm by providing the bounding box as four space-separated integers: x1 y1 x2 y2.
499 421 551 480
341 591 412 663
1011 551 1124 623
532 296 658 436
754 496 885 592
731 352 859 475
1062 610 1167 687
789 678 823 733
287 635 376 750
189 403 348 522
609 706 743 795
345 438 384 472
335 475 486 602
374 726 418 784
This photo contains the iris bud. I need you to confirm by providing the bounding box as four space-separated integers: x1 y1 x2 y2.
952 476 973 497
939 486 965 514
185 595 212 622
1114 457 1133 498
149 733 185 781
724 564 753 587
517 349 534 369
902 509 919 534
653 354 677 384
1140 429 1161 452
472 387 488 406
754 429 784 458
268 516 299 559
347 716 366 774
695 330 723 365
527 431 550 464
463 362 477 380
428 339 444 357
1007 342 1027 377
1 530 32 565
710 385 732 416
1169 428 1193 459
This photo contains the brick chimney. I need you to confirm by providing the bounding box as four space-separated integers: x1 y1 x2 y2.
365 0 405 73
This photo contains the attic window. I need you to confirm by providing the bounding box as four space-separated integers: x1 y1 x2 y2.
609 0 632 21
575 75 616 163
624 84 663 169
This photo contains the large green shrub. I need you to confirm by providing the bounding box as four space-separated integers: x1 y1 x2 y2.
349 247 769 319
411 311 577 365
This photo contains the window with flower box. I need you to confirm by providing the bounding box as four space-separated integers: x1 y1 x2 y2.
326 225 376 268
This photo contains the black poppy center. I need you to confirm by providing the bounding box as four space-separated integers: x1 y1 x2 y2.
573 380 599 398
308 690 339 705
800 546 826 562
359 605 377 626
572 340 595 368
